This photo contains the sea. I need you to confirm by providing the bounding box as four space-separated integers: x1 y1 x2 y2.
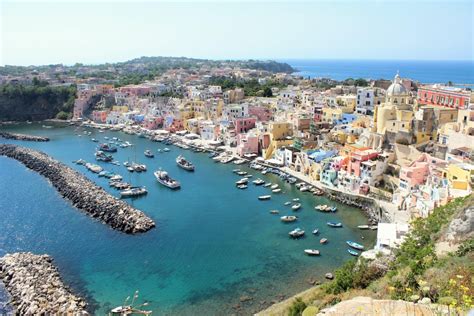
282 59 474 84
0 123 376 315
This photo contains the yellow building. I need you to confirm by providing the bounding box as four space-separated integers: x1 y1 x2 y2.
112 106 129 113
262 122 294 159
322 108 343 124
446 163 474 191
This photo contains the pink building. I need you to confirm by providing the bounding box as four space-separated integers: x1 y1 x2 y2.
92 110 107 123
144 117 163 130
119 85 151 96
234 117 256 134
346 149 379 177
237 133 259 156
399 153 447 191
249 105 272 122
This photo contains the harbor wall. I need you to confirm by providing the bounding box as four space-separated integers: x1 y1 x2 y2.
0 144 155 234
0 131 49 142
0 252 88 315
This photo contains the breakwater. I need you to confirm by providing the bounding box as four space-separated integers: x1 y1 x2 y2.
0 144 155 233
0 131 49 142
0 252 88 315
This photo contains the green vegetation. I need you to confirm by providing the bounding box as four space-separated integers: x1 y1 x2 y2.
288 297 307 316
0 81 76 121
208 76 286 97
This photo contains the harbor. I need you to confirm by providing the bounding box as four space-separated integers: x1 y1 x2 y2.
0 122 376 315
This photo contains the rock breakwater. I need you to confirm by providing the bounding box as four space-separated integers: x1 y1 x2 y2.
0 252 88 315
0 131 49 142
0 144 155 233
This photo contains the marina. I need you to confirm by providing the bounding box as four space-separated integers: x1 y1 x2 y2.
0 123 376 315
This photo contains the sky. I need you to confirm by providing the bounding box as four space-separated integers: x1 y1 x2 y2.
0 0 473 66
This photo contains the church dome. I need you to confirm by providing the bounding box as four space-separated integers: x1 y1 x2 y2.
386 72 408 96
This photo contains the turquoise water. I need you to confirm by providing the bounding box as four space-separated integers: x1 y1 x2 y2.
282 59 474 84
0 123 375 315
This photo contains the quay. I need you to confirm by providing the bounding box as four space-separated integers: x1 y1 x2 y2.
0 144 155 234
0 252 88 315
0 131 49 142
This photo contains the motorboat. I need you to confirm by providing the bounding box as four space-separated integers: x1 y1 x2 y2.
299 185 310 192
154 170 181 189
110 175 123 181
304 249 320 256
315 205 329 212
176 155 195 171
220 156 234 164
327 222 343 228
233 159 247 165
320 238 328 244
232 169 241 173
270 184 279 190
235 178 249 185
312 228 319 235
280 215 297 222
120 186 148 198
252 178 265 185
144 150 154 158
237 184 248 189
289 228 305 238
133 163 147 172
370 225 378 230
357 225 370 230
98 171 114 178
269 210 280 214
73 159 86 165
263 183 272 188
99 143 117 152
237 171 248 176
95 150 113 162
258 195 271 200
292 203 301 211
346 241 365 250
91 138 98 142
292 198 300 202
163 147 170 152
85 163 103 173
127 167 135 172
288 177 297 184
272 188 282 193
313 189 324 196
284 201 291 206
347 249 359 256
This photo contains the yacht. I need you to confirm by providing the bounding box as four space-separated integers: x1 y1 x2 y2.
280 215 297 222
289 228 305 238
304 249 320 256
144 150 154 158
252 178 265 185
154 170 181 189
99 143 117 152
258 195 271 200
235 178 249 185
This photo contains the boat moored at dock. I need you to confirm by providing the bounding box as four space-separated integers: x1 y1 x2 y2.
346 240 364 250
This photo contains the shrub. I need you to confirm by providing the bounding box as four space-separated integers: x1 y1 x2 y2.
288 297 307 316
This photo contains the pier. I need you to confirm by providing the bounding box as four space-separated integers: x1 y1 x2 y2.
0 131 49 142
0 252 88 315
0 144 155 234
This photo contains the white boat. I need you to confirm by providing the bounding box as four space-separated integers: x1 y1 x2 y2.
233 159 247 165
120 186 147 198
220 156 234 164
312 228 319 235
154 170 181 189
85 163 103 173
289 228 305 238
252 178 265 185
284 201 291 206
176 155 195 171
163 147 170 152
237 184 248 189
110 175 122 181
293 198 300 202
237 171 248 176
357 225 370 230
258 195 271 200
272 188 282 193
280 215 297 222
269 210 280 214
235 178 249 185
270 184 279 189
304 249 320 256
263 183 272 188
292 203 301 211
299 185 310 192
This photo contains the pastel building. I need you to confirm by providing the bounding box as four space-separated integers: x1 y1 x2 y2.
249 105 273 122
417 85 471 110
234 117 256 134
237 132 259 156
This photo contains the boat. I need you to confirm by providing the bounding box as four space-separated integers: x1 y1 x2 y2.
284 201 292 206
280 215 297 222
320 238 328 244
289 228 305 238
235 178 249 185
347 249 359 256
370 225 378 230
263 183 272 188
232 169 241 173
313 189 324 196
237 171 248 176
99 171 114 178
163 147 170 152
99 143 117 152
272 188 282 193
293 198 300 202
237 184 248 189
315 204 329 212
288 177 297 184
330 206 337 212
127 167 135 172
252 178 265 185
120 186 148 198
304 249 320 256
292 203 301 211
144 150 154 158
220 156 234 164
73 159 86 165
327 222 343 228
233 159 247 165
299 185 310 192
91 138 98 142
133 163 147 172
357 225 370 230
270 184 279 189
312 228 319 235
85 163 103 173
346 241 365 250
176 155 195 171
110 175 123 181
258 195 271 200
95 150 113 162
269 210 280 214
154 170 181 189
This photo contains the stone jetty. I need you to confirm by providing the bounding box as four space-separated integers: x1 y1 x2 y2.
0 252 88 315
0 131 49 142
0 144 155 233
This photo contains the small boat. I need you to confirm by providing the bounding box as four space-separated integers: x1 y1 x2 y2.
327 222 343 228
110 175 122 181
233 159 247 165
312 229 319 235
95 151 113 162
258 195 271 200
346 241 365 250
73 159 86 165
269 210 280 214
220 156 234 164
99 171 114 178
176 155 195 171
320 238 328 244
270 184 279 189
237 171 248 176
292 203 301 211
120 186 147 198
157 148 163 153
280 215 297 222
347 249 359 256
133 164 147 172
91 138 98 142
154 170 181 189
237 184 248 189
293 198 300 202
299 185 310 192
85 163 103 173
304 249 320 256
288 177 297 184
330 206 337 212
313 189 324 196
289 228 305 238
236 178 249 185
163 148 170 152
370 225 378 230
284 201 292 206
263 183 272 188
99 143 117 152
232 169 241 173
127 167 134 172
144 150 154 158
272 188 282 193
252 178 265 185
357 225 370 230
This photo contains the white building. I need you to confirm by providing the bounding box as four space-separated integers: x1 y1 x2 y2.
356 88 384 115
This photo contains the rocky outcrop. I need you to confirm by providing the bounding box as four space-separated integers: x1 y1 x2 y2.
0 144 155 234
0 131 49 142
436 206 473 255
0 252 88 315
317 296 449 316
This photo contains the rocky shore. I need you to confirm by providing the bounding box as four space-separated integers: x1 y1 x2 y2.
0 131 49 142
0 144 155 233
0 252 88 315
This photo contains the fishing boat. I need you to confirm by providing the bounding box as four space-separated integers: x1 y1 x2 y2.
252 178 265 185
272 188 282 193
235 178 248 185
95 151 114 162
99 143 117 152
304 249 320 256
284 201 292 206
144 150 154 158
237 184 248 189
270 184 279 190
289 228 305 238
327 222 343 228
357 225 370 230
269 210 280 214
347 249 359 256
320 238 328 244
312 228 319 235
346 241 365 250
280 215 297 222
176 155 195 171
258 195 271 200
154 170 181 189
292 203 301 211
120 186 148 198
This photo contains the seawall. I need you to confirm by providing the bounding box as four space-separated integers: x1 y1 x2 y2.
0 252 88 315
0 131 49 142
0 144 155 234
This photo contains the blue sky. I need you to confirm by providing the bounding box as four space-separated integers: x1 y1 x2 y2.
1 0 473 66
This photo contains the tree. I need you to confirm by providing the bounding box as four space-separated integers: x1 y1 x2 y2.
263 86 273 97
